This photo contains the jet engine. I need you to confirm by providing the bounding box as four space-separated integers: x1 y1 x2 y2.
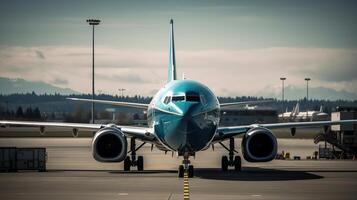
92 126 127 162
241 127 277 162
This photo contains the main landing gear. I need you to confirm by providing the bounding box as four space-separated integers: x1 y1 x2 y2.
124 138 146 171
178 153 194 178
219 137 242 172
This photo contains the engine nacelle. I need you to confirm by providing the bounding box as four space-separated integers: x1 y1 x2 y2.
242 127 277 162
92 126 127 162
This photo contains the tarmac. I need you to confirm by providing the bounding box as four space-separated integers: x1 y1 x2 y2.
1 138 357 200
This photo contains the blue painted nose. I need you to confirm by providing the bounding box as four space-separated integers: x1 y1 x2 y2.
174 102 200 117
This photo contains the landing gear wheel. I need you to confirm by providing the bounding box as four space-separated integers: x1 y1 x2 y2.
137 156 144 171
124 157 131 171
188 165 194 178
221 156 228 171
234 156 241 172
178 165 184 178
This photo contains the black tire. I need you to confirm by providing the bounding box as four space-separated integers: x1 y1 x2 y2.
178 165 184 178
234 156 242 172
221 156 228 171
124 157 131 171
137 156 144 171
188 165 194 178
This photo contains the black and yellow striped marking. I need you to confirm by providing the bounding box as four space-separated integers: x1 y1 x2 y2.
183 172 190 200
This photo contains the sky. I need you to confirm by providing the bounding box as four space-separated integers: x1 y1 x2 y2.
0 0 356 99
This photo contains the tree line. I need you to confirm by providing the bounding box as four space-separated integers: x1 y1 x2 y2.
0 92 356 124
0 106 42 121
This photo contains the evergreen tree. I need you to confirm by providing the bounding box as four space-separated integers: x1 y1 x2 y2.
16 106 24 118
33 107 42 120
24 107 33 119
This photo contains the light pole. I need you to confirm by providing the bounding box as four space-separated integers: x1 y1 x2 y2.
280 77 286 113
86 19 100 124
118 88 126 98
305 78 311 110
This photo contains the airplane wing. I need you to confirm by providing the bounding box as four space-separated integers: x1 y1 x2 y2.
0 120 155 141
67 98 149 109
214 119 357 142
219 100 274 108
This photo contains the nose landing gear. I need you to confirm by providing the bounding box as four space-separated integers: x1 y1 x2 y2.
178 153 194 178
219 137 242 171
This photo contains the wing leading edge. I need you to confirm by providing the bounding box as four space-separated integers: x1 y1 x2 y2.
0 120 155 141
214 119 357 142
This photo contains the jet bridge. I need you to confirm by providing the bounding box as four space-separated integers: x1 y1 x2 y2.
314 106 357 159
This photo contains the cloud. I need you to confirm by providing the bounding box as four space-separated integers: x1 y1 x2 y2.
96 73 155 84
51 78 68 85
0 45 356 98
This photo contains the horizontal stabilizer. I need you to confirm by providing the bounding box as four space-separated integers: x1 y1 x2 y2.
67 98 148 109
219 100 274 108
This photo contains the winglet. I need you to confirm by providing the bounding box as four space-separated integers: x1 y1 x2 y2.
168 19 177 82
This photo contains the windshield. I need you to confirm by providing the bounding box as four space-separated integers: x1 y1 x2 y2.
186 95 200 102
164 93 201 103
172 96 185 102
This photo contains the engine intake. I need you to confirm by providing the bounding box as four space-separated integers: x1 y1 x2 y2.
92 126 127 162
242 127 277 162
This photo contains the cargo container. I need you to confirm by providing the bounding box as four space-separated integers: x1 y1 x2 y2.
16 148 46 172
0 147 17 172
0 147 46 172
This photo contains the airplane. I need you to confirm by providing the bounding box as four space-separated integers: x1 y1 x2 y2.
1 19 357 178
279 103 300 119
279 103 329 121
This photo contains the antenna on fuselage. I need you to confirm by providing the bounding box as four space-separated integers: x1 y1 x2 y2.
168 19 177 82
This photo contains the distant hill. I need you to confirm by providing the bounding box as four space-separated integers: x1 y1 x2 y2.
0 77 79 95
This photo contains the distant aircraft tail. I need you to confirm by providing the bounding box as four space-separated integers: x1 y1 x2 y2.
293 103 300 116
168 19 177 82
291 102 300 117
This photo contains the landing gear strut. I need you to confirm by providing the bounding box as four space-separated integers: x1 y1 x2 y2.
178 153 194 178
124 138 146 171
219 137 241 171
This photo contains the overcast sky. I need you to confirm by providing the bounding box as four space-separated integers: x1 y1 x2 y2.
0 0 356 99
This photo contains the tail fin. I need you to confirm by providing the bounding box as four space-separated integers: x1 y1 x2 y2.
294 103 300 116
319 105 323 112
291 102 299 117
168 19 177 82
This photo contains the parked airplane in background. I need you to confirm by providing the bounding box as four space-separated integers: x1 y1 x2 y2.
279 103 329 122
1 20 357 177
279 103 300 119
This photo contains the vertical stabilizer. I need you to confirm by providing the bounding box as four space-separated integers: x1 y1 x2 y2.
291 103 299 117
294 103 300 116
319 105 323 112
168 19 177 82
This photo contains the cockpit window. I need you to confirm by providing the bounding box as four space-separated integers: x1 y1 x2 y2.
186 95 200 102
164 93 202 104
163 96 171 104
200 95 207 105
172 96 185 102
